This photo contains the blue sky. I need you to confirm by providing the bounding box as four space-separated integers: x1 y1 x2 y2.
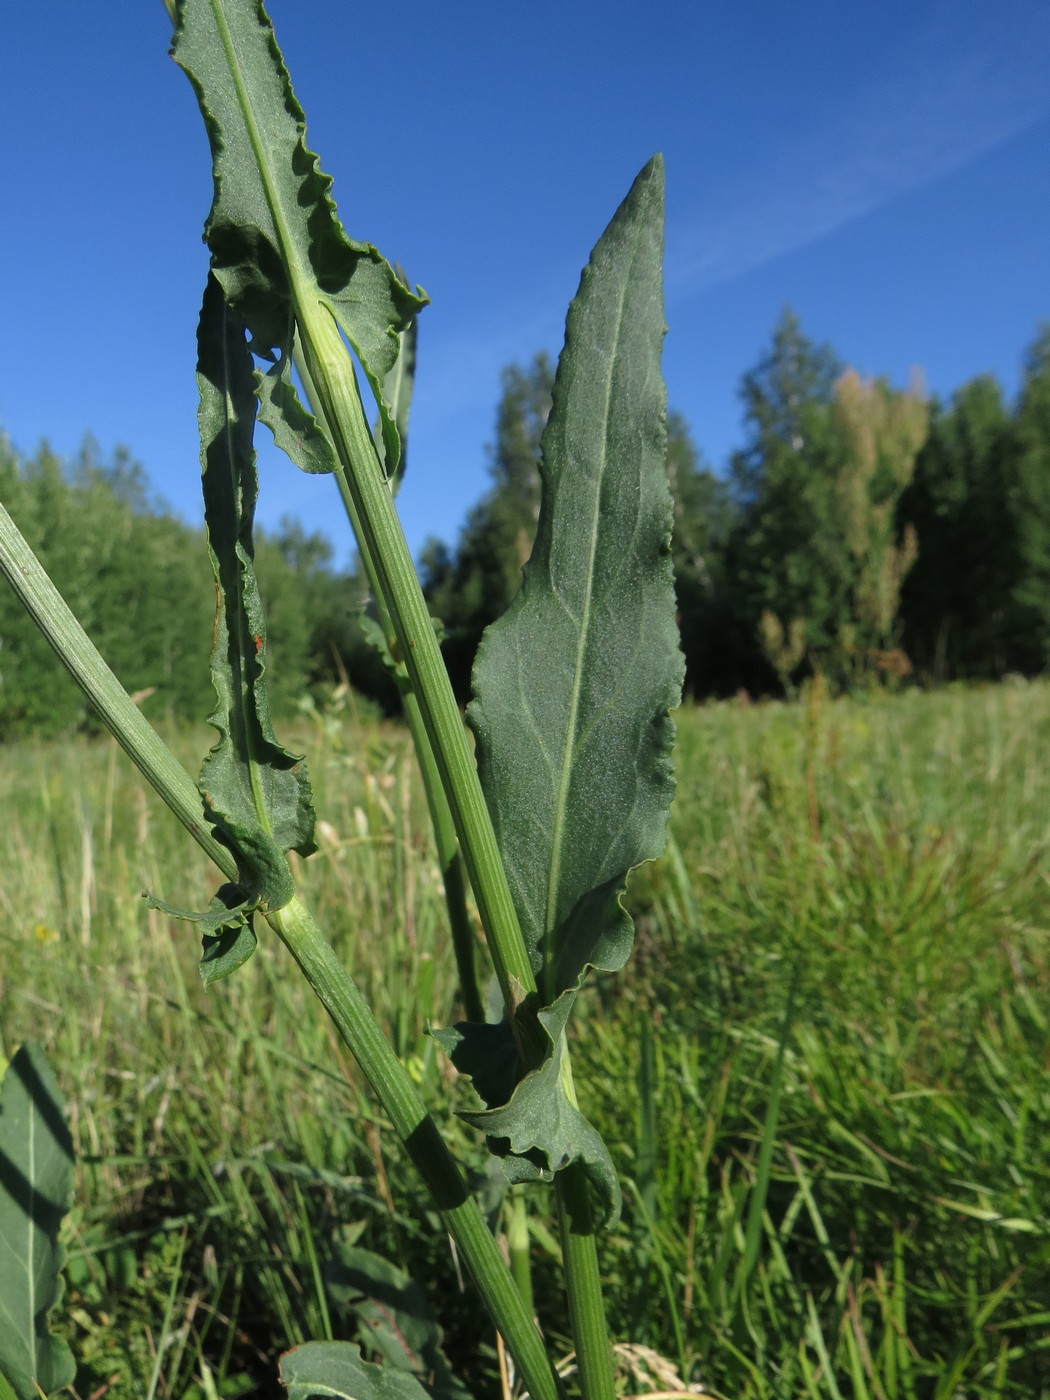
2 1 1049 565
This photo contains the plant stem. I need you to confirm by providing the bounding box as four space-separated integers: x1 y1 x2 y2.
294 344 484 1023
506 1186 535 1318
400 688 486 1023
293 299 538 1021
0 500 237 883
269 897 561 1400
556 1163 616 1400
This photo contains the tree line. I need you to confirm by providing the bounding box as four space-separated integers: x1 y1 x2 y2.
0 439 393 736
425 310 1050 699
2 307 1050 736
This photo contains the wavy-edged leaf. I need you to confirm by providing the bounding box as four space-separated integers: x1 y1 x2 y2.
145 883 259 985
172 0 426 474
433 992 620 1222
444 156 682 1216
279 1341 434 1400
145 275 318 980
0 1043 76 1400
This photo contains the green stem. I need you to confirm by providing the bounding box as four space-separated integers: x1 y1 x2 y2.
0 500 237 883
294 300 537 1021
506 1186 535 1319
294 345 484 1024
401 689 486 1023
270 897 561 1400
556 1164 615 1400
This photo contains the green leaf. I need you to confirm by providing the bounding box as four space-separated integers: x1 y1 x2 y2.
145 883 260 985
447 156 681 1216
373 299 418 489
324 1245 471 1400
0 1043 76 1400
433 993 620 1222
172 0 426 475
188 275 315 949
279 1341 435 1400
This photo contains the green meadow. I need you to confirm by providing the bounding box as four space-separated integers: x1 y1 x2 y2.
3 681 1049 1399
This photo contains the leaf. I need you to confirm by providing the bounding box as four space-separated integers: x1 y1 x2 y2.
172 0 426 475
148 276 316 976
445 156 682 1217
432 993 620 1222
279 1341 435 1400
373 299 418 489
0 1043 76 1400
324 1245 471 1400
145 884 261 985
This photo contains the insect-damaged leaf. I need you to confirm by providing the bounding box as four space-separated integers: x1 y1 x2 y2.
172 0 426 475
442 157 682 1219
155 276 316 978
0 1043 76 1400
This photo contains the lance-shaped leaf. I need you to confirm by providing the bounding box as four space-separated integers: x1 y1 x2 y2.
172 0 426 474
441 156 682 1216
0 1043 76 1400
194 274 315 936
279 1342 435 1400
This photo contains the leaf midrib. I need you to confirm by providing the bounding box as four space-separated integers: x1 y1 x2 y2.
541 224 645 997
208 0 311 325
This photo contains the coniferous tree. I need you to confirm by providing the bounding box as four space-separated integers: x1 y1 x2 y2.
898 375 1022 678
725 309 847 688
726 311 926 690
1011 325 1050 668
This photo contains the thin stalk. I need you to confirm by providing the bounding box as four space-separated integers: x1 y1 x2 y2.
270 897 561 1400
505 1186 535 1318
400 689 486 1023
556 1164 615 1400
0 500 236 882
555 1054 615 1400
294 345 484 1022
293 299 538 1022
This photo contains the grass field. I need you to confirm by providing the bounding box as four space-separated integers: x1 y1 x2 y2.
2 680 1049 1399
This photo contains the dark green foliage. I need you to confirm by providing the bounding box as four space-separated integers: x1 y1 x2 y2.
898 375 1025 678
0 435 215 734
725 312 929 691
172 0 424 477
724 310 853 686
0 433 368 738
1010 325 1050 664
